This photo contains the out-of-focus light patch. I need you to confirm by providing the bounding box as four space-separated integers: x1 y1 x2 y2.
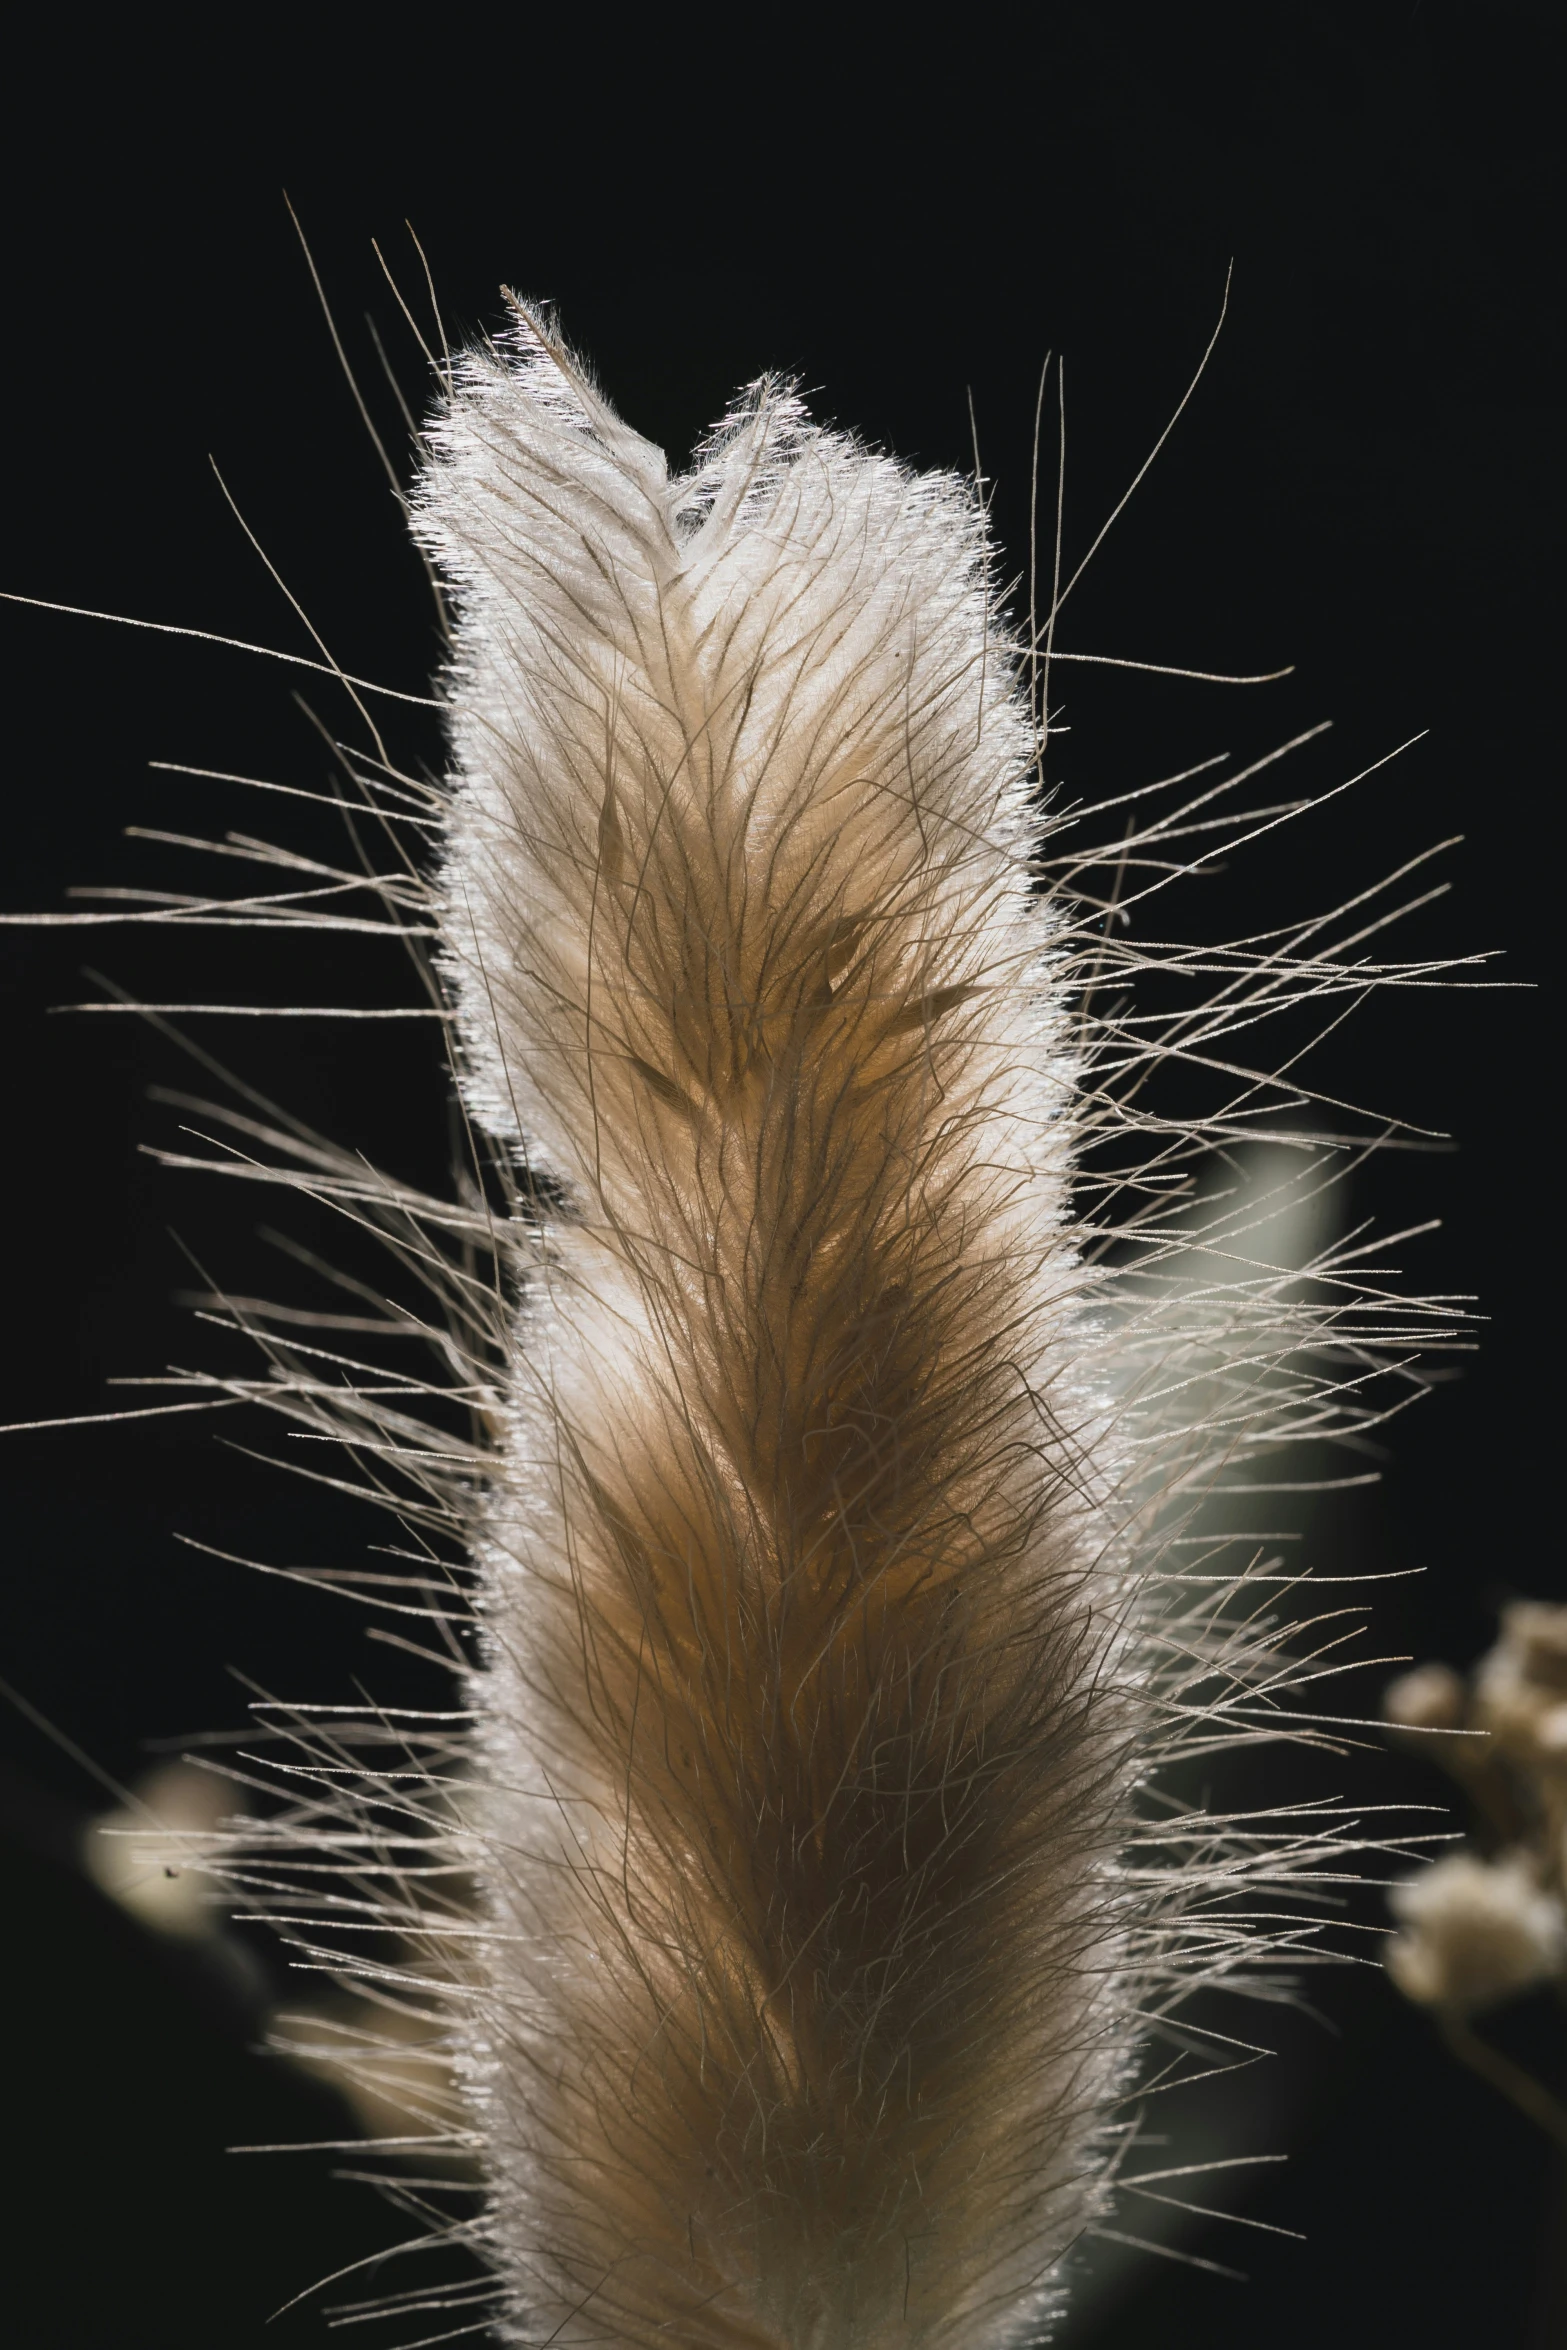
272 1991 475 2164
82 1762 235 1937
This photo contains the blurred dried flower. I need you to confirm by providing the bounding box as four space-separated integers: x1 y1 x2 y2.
1387 1853 1565 2013
1383 1610 1567 2147
83 1763 231 1939
1384 1662 1467 1737
1475 1603 1567 1770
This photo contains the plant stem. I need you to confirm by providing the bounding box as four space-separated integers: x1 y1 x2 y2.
1440 2012 1567 2150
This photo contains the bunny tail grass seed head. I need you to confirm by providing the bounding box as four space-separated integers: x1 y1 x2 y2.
5 283 1465 2347
415 310 1128 2349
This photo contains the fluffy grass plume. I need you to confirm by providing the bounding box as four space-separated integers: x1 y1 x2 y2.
6 290 1459 2345
419 311 1129 2348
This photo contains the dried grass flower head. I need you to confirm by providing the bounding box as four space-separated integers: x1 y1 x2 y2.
4 279 1468 2344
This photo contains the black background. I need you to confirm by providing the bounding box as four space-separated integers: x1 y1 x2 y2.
0 5 1560 2343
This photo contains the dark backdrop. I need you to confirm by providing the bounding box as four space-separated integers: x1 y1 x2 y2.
0 6 1560 2344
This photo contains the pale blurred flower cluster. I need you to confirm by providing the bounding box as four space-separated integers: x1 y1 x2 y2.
1387 1854 1564 2011
84 1760 464 2156
84 1762 233 1937
1383 1604 1567 2144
